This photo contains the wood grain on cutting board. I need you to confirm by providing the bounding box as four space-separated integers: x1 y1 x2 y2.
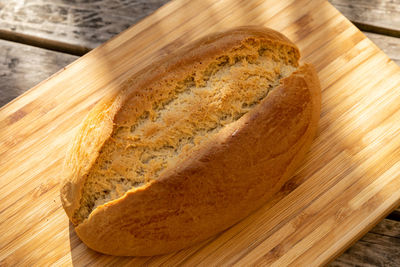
0 0 399 265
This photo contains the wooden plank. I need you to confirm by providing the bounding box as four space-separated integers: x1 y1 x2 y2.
1 0 400 265
333 218 400 265
364 32 400 66
0 0 398 52
330 219 400 267
329 0 400 37
0 39 77 107
0 0 169 51
370 218 400 237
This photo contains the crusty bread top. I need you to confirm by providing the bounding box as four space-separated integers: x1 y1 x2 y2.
60 26 302 225
60 26 322 256
74 63 321 256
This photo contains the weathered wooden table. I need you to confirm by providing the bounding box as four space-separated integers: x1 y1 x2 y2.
0 0 399 265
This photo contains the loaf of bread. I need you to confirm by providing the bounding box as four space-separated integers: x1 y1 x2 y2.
60 26 321 256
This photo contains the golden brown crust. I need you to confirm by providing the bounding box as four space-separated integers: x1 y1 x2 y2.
61 26 300 223
74 64 321 256
60 94 123 219
115 26 300 126
60 26 321 256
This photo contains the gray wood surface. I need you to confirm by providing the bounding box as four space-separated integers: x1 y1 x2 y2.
330 0 400 37
0 0 169 51
0 39 77 107
330 219 400 267
365 32 400 66
0 0 398 50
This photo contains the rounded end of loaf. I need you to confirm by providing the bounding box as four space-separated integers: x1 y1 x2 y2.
60 94 123 225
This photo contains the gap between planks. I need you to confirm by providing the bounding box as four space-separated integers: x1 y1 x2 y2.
0 29 90 56
354 22 400 39
0 26 396 58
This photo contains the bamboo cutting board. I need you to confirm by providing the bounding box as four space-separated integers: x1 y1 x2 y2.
1 0 400 265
